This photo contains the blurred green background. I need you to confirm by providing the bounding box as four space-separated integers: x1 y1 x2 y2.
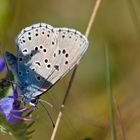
0 0 140 139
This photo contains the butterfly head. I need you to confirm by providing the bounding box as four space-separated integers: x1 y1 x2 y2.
29 98 39 107
22 95 39 107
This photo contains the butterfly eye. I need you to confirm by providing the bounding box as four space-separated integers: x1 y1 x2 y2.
30 98 38 105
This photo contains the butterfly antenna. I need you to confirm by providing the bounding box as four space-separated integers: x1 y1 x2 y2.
39 99 53 108
39 101 55 128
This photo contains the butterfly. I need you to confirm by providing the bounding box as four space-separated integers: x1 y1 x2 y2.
5 23 88 106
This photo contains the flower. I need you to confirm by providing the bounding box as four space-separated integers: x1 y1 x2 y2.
0 89 32 124
0 56 5 72
0 56 32 123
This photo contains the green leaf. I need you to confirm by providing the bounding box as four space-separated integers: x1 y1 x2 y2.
0 113 35 140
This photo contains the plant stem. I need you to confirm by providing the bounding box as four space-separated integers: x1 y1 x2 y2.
127 0 140 37
104 44 116 140
113 96 126 140
50 68 77 140
85 0 102 37
50 0 102 139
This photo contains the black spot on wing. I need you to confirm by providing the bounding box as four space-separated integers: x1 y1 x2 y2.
54 65 59 71
35 62 41 66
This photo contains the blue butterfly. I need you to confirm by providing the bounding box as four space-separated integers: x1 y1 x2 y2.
5 23 88 106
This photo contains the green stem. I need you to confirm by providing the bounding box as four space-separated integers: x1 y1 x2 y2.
127 0 140 37
104 44 116 140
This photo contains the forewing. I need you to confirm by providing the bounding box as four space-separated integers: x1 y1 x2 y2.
16 23 58 95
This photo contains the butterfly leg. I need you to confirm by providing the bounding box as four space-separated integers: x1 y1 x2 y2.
12 114 33 121
11 107 34 121
11 107 33 113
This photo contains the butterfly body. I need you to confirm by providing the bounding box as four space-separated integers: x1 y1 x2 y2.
5 23 88 106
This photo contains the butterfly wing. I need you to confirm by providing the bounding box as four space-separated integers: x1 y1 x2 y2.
5 23 88 100
48 28 88 83
16 23 59 96
41 28 88 92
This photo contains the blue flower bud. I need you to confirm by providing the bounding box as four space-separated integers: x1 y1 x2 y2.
0 56 5 72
